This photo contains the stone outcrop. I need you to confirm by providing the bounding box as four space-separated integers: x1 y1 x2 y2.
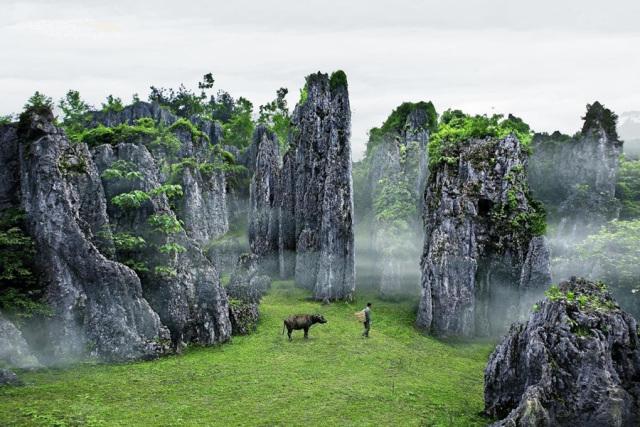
0 311 40 369
417 135 551 337
93 142 231 349
528 102 623 239
248 125 281 274
4 109 170 363
226 254 270 335
0 369 22 386
283 71 355 301
485 277 640 426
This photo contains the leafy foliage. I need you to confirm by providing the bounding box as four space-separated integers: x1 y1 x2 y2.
581 101 618 140
616 156 640 220
148 184 183 200
373 177 416 231
101 160 143 181
58 90 91 142
111 190 151 210
572 220 640 312
158 242 187 255
149 73 216 118
112 233 146 252
380 101 438 135
329 70 348 91
168 118 208 142
0 209 49 318
222 97 255 149
0 114 14 125
23 91 53 112
428 111 533 167
148 214 183 234
259 88 290 152
101 95 124 113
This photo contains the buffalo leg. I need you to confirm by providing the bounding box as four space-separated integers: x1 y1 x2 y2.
304 327 309 339
287 328 292 341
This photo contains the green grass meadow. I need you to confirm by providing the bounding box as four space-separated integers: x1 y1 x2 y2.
0 281 495 426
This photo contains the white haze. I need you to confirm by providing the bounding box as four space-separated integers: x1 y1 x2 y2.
1 0 640 160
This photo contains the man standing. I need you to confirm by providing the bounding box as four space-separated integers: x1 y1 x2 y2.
362 302 372 338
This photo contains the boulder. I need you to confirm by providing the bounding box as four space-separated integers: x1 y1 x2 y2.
485 277 640 426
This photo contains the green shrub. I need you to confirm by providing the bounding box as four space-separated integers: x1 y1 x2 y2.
148 184 183 200
158 242 187 255
168 118 208 142
112 233 146 252
428 111 533 168
148 214 183 234
0 209 49 318
329 70 348 91
111 190 151 210
101 160 143 181
154 265 177 278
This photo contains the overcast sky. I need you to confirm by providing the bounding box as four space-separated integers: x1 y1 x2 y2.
1 0 639 159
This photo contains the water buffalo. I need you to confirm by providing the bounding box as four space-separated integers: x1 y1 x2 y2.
282 314 327 341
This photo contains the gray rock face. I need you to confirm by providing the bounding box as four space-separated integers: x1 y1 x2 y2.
0 311 40 369
528 120 622 239
248 125 281 274
93 142 231 349
12 109 169 363
0 369 22 386
278 150 297 279
417 136 551 337
88 101 176 128
226 254 270 335
485 277 640 426
355 105 432 297
287 72 355 301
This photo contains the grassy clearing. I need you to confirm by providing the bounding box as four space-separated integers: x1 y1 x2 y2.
0 281 495 426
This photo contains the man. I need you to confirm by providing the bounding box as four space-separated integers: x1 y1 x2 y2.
362 302 372 338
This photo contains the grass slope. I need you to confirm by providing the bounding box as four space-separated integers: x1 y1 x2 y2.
0 281 495 426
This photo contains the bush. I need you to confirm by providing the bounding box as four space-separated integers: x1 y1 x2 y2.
111 190 151 210
428 111 533 167
148 214 183 234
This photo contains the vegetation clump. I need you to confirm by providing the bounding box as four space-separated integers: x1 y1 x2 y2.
581 101 618 140
0 209 49 319
428 110 533 167
329 70 348 91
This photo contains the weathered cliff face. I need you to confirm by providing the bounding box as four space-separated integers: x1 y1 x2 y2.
278 150 297 279
93 142 231 349
417 136 551 337
248 125 281 274
528 104 623 239
88 101 176 128
355 104 433 297
485 277 640 426
286 72 355 301
3 109 170 364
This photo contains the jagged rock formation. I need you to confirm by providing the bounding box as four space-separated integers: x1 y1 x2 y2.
485 277 640 426
353 102 436 297
226 254 270 335
417 135 551 337
528 102 623 239
93 142 231 349
248 125 281 274
1 109 170 363
278 150 297 279
280 71 355 301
